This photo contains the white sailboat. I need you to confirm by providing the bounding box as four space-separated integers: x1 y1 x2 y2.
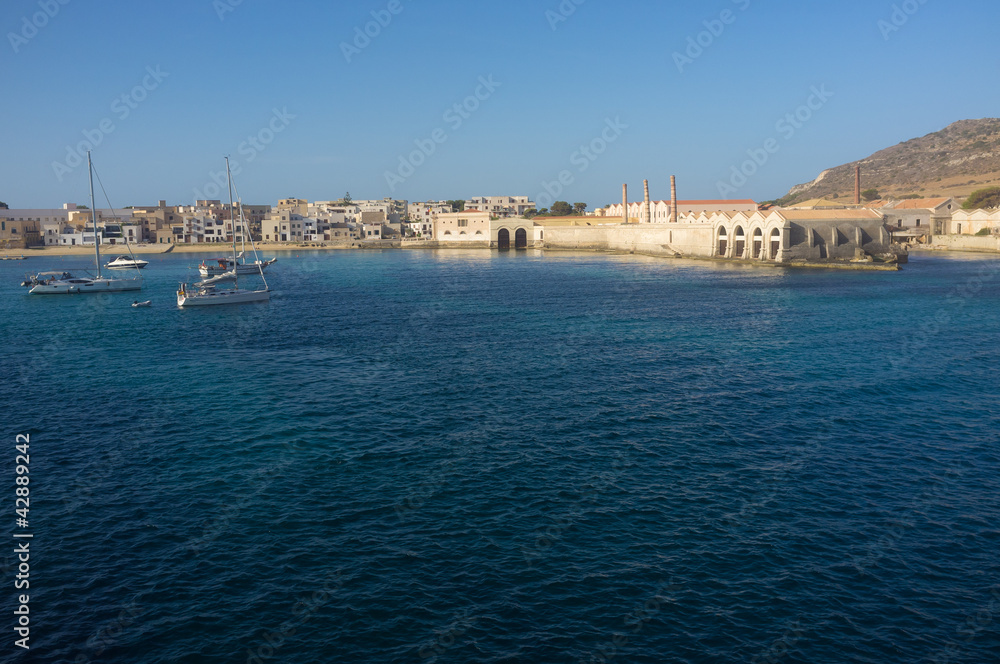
198 254 276 276
27 152 143 294
177 158 270 307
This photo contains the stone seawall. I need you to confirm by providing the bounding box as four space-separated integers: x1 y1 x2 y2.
926 235 1000 253
541 223 714 258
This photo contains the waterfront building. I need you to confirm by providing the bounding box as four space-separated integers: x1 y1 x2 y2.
950 208 1000 235
605 199 757 222
540 208 902 264
879 198 957 235
491 218 537 249
433 210 490 242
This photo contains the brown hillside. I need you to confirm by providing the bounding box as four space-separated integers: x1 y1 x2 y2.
780 118 1000 205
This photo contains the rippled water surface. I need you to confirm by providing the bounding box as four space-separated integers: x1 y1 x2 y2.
2 249 999 663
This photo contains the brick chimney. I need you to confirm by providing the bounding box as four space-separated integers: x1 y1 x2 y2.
671 175 678 223
643 179 651 224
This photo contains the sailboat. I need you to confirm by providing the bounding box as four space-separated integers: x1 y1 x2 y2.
177 158 270 307
26 152 143 294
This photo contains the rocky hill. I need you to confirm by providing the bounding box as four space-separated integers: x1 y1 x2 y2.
778 118 1000 205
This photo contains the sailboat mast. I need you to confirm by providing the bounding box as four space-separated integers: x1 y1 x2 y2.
226 157 238 288
88 151 101 278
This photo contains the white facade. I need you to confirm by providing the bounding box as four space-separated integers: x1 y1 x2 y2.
433 211 490 241
951 209 1000 235
464 196 535 217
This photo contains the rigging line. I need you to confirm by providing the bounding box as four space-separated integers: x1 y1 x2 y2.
91 160 142 274
229 175 269 291
230 176 265 262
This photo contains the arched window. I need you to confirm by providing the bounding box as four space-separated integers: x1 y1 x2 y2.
770 228 781 260
752 228 763 258
717 226 728 256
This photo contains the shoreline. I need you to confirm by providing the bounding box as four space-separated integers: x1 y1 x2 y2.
10 242 995 270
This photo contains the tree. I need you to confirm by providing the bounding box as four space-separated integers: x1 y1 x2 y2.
343 192 352 205
446 199 465 212
573 202 587 215
861 188 879 202
963 186 1000 210
538 208 549 216
550 201 572 216
0 201 7 209
523 209 538 219
77 204 89 209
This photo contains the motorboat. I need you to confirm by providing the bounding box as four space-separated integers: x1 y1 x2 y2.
106 255 149 270
131 300 152 307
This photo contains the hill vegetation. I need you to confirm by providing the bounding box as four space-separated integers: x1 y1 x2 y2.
776 118 1000 206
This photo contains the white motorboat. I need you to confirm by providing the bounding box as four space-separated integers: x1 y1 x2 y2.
106 255 149 270
131 300 152 307
198 255 276 276
178 158 270 307
27 152 143 295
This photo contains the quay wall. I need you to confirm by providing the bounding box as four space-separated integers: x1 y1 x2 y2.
926 235 1000 253
541 223 715 258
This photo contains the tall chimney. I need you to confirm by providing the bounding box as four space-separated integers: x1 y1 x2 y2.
622 184 628 224
670 175 678 223
855 165 861 205
643 179 651 224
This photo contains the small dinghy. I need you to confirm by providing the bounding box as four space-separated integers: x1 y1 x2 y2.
131 300 152 308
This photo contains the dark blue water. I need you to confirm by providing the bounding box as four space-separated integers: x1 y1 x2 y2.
2 249 999 664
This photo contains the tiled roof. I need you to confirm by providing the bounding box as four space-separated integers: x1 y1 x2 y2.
887 198 951 210
779 208 884 220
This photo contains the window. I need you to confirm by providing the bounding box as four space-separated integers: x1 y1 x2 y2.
458 219 468 227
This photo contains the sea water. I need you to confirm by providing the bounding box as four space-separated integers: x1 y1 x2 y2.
1 249 998 663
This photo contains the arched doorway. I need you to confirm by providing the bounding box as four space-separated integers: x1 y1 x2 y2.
769 228 781 260
515 228 527 249
717 227 728 257
497 228 510 250
734 226 745 259
752 228 763 259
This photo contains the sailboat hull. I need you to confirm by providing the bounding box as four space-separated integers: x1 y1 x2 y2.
30 278 143 294
177 288 270 307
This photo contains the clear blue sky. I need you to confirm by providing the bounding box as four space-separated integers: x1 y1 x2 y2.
2 0 998 209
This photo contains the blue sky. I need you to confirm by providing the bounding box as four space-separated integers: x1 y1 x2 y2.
2 0 998 209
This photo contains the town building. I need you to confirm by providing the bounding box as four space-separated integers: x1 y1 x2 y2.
879 198 957 235
464 196 535 217
950 208 1000 235
433 210 491 242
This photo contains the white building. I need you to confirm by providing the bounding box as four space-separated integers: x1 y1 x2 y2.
950 208 1000 235
880 198 957 234
464 196 535 217
433 210 490 242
